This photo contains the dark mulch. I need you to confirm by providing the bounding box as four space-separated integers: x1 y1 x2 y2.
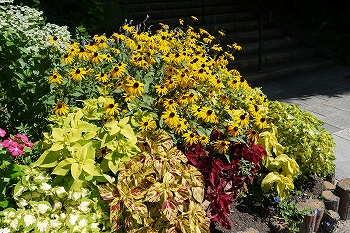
210 175 327 233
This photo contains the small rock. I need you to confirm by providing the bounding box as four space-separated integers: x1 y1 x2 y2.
324 180 336 191
237 227 260 233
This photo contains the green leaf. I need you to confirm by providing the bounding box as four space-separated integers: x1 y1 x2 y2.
82 159 102 176
104 120 121 135
32 150 61 168
71 162 82 180
52 158 76 176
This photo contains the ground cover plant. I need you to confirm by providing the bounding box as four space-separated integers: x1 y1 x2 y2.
0 1 336 232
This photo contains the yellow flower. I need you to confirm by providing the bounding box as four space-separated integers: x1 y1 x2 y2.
91 52 103 64
163 98 178 111
97 146 111 158
227 124 241 137
69 68 87 81
234 111 249 127
110 62 127 78
191 16 198 21
198 134 209 145
61 53 74 65
125 80 144 96
139 116 156 132
104 54 114 63
48 71 63 84
200 107 219 124
104 100 121 115
218 30 225 36
214 140 230 154
95 73 109 83
246 128 260 142
161 110 180 128
173 119 189 134
183 131 198 145
77 48 90 60
155 85 168 95
179 18 184 25
53 102 69 115
255 116 268 130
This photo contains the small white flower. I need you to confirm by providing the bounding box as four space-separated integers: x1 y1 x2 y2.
23 214 36 227
55 186 66 195
72 191 81 201
78 201 90 212
52 201 62 212
10 219 18 230
91 223 99 229
36 219 49 232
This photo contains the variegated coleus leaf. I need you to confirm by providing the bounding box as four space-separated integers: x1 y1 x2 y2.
162 199 177 224
97 183 118 201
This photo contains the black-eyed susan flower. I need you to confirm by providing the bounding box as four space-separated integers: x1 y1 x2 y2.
218 30 225 36
255 116 268 130
77 48 90 60
173 119 188 134
48 71 63 84
97 146 111 158
123 93 137 102
200 107 219 124
235 111 249 127
246 128 260 142
104 100 121 115
49 35 59 44
191 104 202 119
214 140 230 154
183 131 198 145
191 16 198 21
198 134 209 145
95 73 109 83
227 124 241 137
91 52 103 64
53 101 69 115
179 18 184 25
110 62 127 78
69 68 87 81
161 110 180 128
139 116 156 132
163 98 178 111
125 80 144 96
104 54 113 63
61 53 74 65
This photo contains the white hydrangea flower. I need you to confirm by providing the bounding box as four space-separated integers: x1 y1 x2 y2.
60 213 67 219
78 201 90 212
81 188 90 198
40 182 52 191
23 214 36 227
36 219 49 233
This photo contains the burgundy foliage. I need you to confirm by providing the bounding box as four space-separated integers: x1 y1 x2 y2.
182 130 267 229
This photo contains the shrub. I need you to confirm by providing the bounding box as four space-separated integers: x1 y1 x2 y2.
98 129 209 232
0 0 71 141
268 101 335 179
0 166 110 232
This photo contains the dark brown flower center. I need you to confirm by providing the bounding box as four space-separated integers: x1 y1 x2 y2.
240 114 245 120
76 69 81 74
109 104 114 108
169 112 175 117
190 133 195 138
207 110 213 115
133 82 139 88
260 118 266 122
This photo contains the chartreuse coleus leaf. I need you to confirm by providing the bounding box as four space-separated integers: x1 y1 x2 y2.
52 142 103 181
261 172 294 200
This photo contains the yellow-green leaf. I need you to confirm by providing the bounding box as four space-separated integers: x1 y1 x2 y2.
71 162 82 180
261 172 280 193
52 158 76 176
82 159 102 176
104 120 121 135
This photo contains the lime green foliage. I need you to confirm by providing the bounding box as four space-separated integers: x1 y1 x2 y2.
33 98 139 189
0 166 110 232
98 130 209 232
0 2 71 140
269 101 335 179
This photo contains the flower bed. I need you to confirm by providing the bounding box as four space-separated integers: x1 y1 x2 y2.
0 1 336 232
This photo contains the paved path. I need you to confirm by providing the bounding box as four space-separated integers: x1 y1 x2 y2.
247 65 350 182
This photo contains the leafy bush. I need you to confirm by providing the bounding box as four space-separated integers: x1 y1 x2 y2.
0 128 34 210
98 129 209 232
0 0 71 140
0 166 110 232
268 101 335 179
32 97 139 190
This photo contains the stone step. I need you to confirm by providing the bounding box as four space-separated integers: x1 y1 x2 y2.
201 19 266 34
242 57 335 82
236 37 299 55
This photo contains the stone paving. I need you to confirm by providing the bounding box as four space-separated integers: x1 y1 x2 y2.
247 65 350 182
